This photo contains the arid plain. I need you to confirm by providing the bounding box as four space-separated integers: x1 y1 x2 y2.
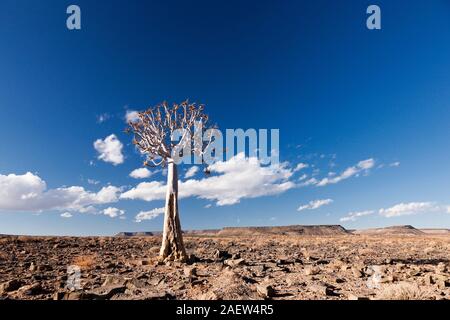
0 225 449 300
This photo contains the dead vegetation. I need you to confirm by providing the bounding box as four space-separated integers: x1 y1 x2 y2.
376 282 434 300
72 254 97 270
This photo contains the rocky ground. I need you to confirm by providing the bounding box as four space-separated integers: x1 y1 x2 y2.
0 234 449 300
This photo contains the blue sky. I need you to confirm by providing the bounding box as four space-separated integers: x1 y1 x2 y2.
0 0 449 235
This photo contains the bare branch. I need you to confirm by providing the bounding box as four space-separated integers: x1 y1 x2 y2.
127 101 214 168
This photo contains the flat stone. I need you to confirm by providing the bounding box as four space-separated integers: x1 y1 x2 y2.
304 266 320 276
256 283 275 298
0 279 23 293
351 267 363 278
224 258 246 268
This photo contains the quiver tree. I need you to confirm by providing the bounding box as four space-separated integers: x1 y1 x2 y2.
127 101 216 262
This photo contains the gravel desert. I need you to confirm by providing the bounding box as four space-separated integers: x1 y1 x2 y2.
1 225 449 300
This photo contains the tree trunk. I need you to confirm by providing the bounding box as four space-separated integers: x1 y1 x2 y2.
159 159 188 262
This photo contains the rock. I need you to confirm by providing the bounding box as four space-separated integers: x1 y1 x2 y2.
304 266 320 276
424 274 434 286
436 280 448 290
379 275 395 283
309 283 336 296
224 258 246 268
251 265 266 275
408 269 421 277
88 285 126 299
143 292 176 300
184 266 197 277
436 262 447 274
0 279 23 293
335 278 346 284
348 294 370 300
256 283 275 298
29 262 36 272
102 275 127 287
187 254 197 264
340 264 350 271
286 277 303 287
138 260 150 266
126 278 146 290
351 267 363 278
62 292 84 300
214 250 231 261
53 292 65 300
18 283 44 296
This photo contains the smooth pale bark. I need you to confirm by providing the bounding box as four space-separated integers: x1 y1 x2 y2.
159 159 188 262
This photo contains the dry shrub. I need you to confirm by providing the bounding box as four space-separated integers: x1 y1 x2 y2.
376 282 434 300
197 268 258 300
72 254 97 270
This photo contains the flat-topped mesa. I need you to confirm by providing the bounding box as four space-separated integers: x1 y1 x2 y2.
115 225 349 237
218 225 349 236
352 225 425 235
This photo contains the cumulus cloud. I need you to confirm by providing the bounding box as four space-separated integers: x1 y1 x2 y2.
184 166 199 179
129 168 153 179
135 207 165 222
0 172 121 213
93 134 124 166
294 163 308 172
103 207 125 218
60 212 73 218
340 210 374 222
121 153 295 206
125 110 140 123
379 202 439 218
315 158 375 187
297 199 333 211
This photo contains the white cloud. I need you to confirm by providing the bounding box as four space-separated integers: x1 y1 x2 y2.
103 207 125 218
294 163 308 172
0 172 121 213
297 199 333 211
299 177 318 187
129 168 153 179
389 161 400 167
87 179 100 185
316 158 375 187
96 113 110 123
135 207 165 222
340 210 374 222
60 212 73 218
94 134 124 166
204 204 212 209
185 166 199 179
121 153 295 206
125 110 140 123
379 202 439 218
